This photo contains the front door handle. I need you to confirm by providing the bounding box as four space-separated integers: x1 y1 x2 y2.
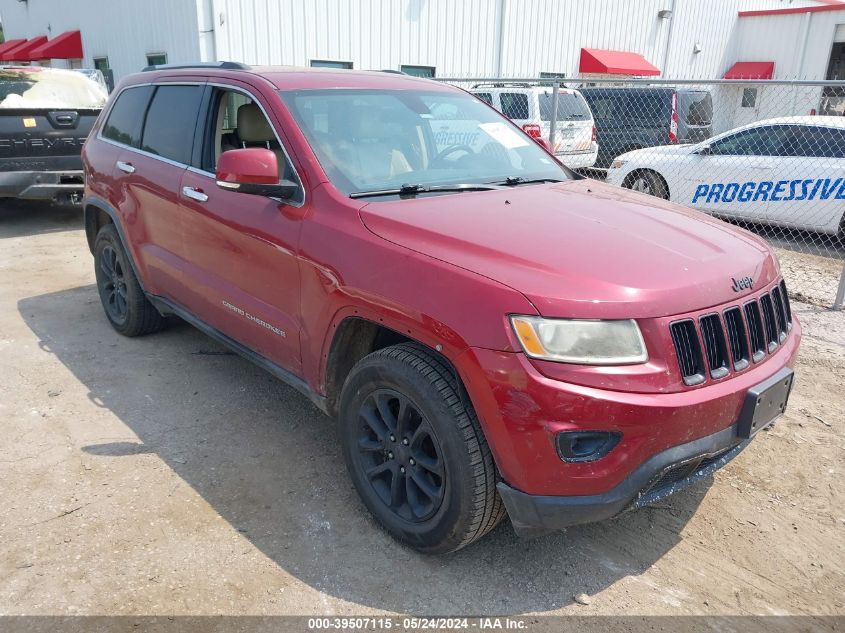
182 186 209 203
116 161 135 174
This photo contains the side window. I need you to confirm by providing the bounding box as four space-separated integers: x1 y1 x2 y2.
140 85 204 164
102 85 154 147
792 126 845 159
584 94 616 121
202 88 301 199
626 92 669 124
499 92 529 120
709 126 793 157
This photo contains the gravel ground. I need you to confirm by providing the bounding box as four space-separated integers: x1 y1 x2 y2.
0 202 843 619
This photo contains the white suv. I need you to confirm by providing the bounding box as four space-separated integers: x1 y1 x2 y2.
471 84 598 169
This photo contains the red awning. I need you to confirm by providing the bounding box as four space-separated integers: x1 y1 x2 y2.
0 39 28 58
579 48 661 76
0 36 48 61
0 39 36 61
724 61 774 80
30 30 83 60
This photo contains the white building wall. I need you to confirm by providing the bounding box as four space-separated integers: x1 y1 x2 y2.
210 0 747 79
0 0 202 80
734 9 845 79
211 0 502 75
0 0 841 83
500 0 743 79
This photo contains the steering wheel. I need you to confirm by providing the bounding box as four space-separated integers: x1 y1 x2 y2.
430 144 475 168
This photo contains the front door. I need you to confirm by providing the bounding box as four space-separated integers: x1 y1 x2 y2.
177 85 306 374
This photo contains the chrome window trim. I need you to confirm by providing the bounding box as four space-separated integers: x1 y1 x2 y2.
97 81 204 169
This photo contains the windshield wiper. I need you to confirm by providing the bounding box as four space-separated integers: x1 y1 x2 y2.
494 177 565 186
349 182 503 199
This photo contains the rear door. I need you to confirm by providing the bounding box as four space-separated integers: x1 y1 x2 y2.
107 82 205 299
765 124 845 234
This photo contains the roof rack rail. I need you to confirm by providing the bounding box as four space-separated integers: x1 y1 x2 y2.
142 61 250 72
471 82 537 89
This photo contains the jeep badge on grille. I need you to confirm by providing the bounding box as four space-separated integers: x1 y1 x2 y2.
732 276 754 292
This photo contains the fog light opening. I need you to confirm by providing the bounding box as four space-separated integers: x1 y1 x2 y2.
556 431 621 463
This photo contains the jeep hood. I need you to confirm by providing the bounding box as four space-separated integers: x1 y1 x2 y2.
357 180 779 319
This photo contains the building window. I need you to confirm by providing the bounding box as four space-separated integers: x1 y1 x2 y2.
741 87 757 108
146 53 167 67
310 59 352 69
93 57 109 71
400 65 435 78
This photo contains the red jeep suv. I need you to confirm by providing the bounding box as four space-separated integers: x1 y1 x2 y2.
81 63 800 553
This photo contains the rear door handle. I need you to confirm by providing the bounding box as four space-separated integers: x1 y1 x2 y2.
116 161 135 174
182 186 208 203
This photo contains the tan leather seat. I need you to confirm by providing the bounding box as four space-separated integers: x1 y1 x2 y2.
236 103 287 179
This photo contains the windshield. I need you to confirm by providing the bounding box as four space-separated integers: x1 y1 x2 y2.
0 67 107 109
538 92 592 121
280 88 570 196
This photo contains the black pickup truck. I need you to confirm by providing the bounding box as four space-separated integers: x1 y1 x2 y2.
0 67 105 205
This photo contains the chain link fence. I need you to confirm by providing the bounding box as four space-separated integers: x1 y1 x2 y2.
436 76 845 309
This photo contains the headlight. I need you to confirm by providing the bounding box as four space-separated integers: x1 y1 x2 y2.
510 316 648 365
610 159 626 169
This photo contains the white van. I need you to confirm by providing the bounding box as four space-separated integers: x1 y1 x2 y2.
471 84 599 169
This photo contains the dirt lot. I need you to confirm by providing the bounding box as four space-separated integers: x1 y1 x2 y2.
1 202 843 618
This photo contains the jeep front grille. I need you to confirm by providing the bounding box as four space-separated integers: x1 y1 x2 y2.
670 280 792 386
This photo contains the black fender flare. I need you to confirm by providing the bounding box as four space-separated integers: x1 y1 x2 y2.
82 195 148 294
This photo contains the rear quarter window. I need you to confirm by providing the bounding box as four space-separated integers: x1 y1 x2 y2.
473 92 493 105
102 85 155 148
140 85 204 164
499 92 530 120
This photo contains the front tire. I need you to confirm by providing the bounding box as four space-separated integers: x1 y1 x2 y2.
338 343 505 553
94 224 165 337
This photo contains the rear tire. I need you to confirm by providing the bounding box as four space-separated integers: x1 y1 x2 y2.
624 170 669 200
338 343 505 553
94 224 165 337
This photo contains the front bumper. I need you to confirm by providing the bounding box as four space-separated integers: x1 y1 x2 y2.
0 170 85 202
497 422 748 537
455 312 801 512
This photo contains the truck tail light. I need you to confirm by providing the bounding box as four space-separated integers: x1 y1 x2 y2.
522 123 541 138
669 92 679 144
591 125 597 142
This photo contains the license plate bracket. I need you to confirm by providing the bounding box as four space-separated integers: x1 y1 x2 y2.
736 367 794 439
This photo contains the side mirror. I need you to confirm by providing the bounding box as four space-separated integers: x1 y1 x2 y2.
697 145 712 156
215 148 298 199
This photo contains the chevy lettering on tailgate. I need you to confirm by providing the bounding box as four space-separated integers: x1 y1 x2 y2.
692 177 845 204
